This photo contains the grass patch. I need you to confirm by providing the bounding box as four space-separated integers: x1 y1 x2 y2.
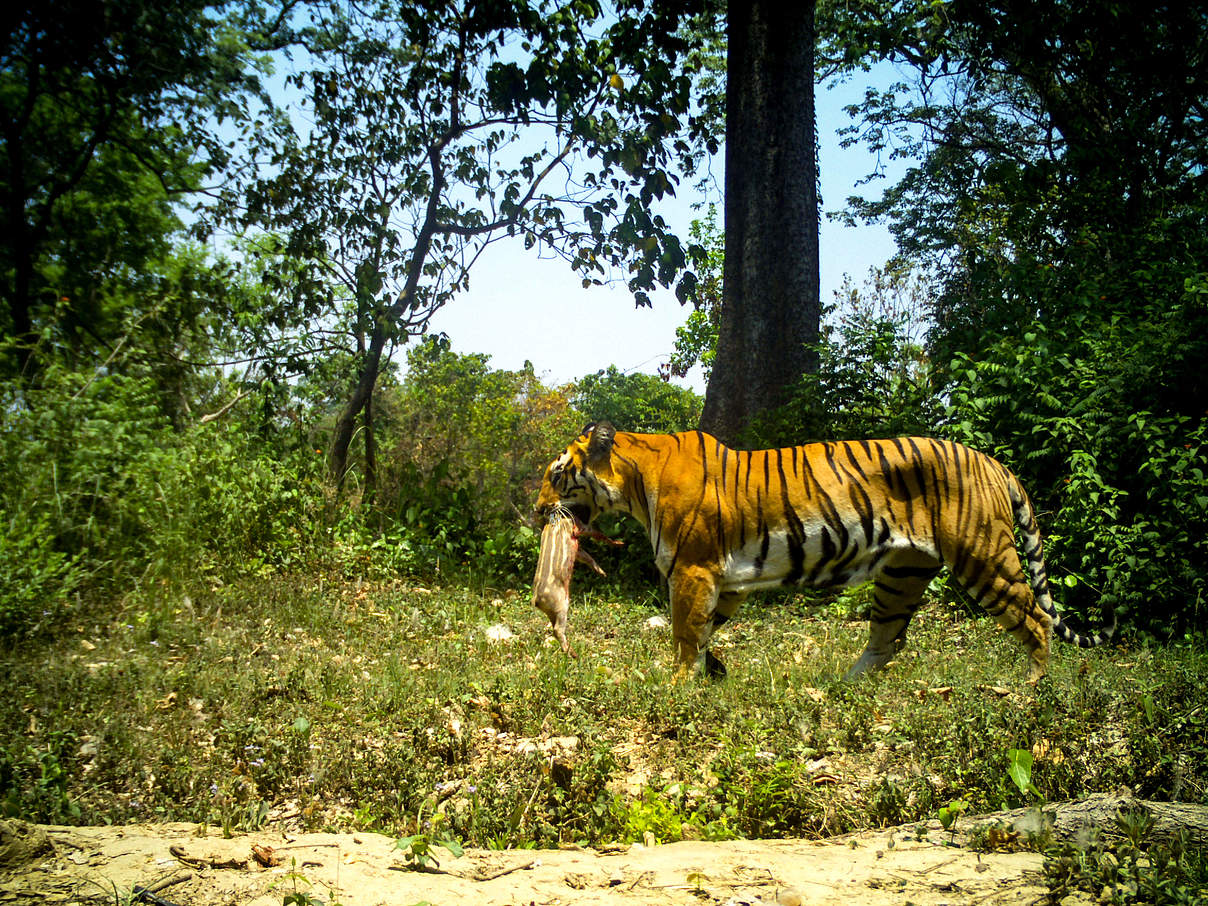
1 574 1204 864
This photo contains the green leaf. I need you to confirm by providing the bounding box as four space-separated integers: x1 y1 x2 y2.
1007 748 1041 799
937 799 967 831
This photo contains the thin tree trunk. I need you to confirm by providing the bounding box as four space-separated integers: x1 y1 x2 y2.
363 377 377 500
329 134 446 491
699 0 820 446
7 210 38 381
330 324 386 489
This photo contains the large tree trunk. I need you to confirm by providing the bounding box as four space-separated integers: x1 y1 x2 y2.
699 0 820 447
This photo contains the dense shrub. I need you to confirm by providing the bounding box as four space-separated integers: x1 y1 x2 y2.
0 368 326 634
0 513 82 637
946 280 1208 636
381 338 583 523
340 338 704 586
738 265 941 448
355 338 584 581
748 306 940 448
0 332 710 637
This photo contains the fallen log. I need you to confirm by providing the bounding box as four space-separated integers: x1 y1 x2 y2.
947 789 1208 847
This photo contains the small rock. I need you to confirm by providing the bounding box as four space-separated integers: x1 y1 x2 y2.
485 624 514 641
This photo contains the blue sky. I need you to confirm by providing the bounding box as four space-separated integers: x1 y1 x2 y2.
427 65 909 394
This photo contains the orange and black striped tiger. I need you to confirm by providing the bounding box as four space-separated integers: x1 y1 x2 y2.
535 422 1115 682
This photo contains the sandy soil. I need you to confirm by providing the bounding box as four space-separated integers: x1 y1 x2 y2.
0 814 1051 906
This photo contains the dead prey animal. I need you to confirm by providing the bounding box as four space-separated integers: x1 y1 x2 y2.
531 510 620 653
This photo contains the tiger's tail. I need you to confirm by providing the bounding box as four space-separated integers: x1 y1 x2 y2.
1007 474 1117 648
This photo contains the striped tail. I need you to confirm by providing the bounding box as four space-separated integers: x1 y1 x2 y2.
1008 475 1117 648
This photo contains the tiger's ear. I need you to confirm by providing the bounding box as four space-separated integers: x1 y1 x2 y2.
586 421 616 465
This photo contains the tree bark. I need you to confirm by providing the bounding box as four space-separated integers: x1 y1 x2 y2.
699 0 820 446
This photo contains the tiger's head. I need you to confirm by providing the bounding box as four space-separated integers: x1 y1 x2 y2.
535 422 620 525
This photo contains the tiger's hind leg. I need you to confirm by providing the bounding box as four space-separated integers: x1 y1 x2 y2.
953 549 1052 683
844 558 941 681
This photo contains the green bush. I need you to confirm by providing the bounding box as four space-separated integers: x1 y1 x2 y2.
0 730 81 823
0 512 82 636
353 339 581 582
573 364 703 433
0 335 699 624
137 420 327 577
0 368 168 627
356 338 704 586
1045 814 1208 905
749 303 942 448
946 281 1208 636
0 368 329 634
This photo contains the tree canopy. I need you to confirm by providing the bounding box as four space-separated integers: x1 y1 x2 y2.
0 0 284 380
819 0 1208 359
224 0 722 486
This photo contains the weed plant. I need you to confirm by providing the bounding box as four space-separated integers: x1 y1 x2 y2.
1045 811 1208 905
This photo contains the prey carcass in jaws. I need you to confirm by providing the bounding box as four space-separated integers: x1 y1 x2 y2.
530 511 620 653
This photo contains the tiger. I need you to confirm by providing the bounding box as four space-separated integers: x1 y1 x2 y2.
534 421 1116 683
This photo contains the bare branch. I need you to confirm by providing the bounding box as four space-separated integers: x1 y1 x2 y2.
434 139 579 237
199 387 254 424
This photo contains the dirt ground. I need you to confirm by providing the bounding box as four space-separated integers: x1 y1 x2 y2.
0 812 1055 906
